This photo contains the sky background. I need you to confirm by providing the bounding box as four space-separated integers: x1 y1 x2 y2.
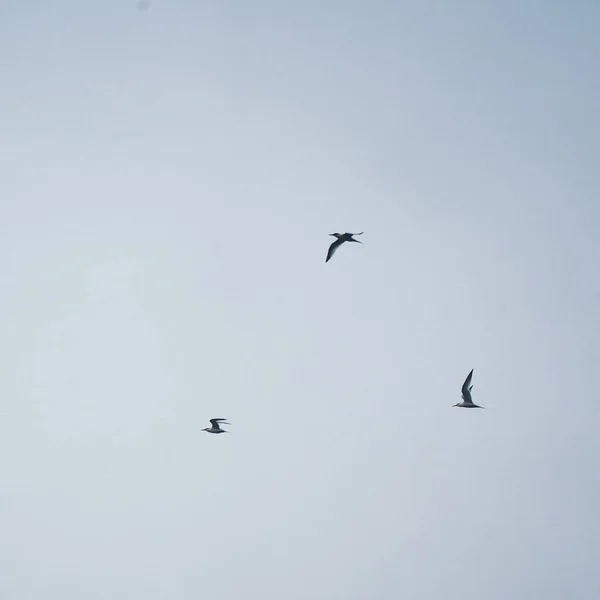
1 1 599 598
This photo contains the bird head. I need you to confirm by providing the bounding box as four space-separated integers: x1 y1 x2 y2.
452 403 460 407
202 427 210 432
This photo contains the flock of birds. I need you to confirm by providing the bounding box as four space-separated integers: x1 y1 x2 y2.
203 232 483 434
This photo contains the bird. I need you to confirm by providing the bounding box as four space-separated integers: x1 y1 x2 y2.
453 369 484 408
202 418 230 433
325 232 364 262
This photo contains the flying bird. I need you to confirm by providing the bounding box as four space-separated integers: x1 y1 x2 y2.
325 232 364 262
203 418 230 433
453 369 484 408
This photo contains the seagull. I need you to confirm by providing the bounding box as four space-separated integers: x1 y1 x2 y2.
453 369 484 408
202 418 230 433
326 232 364 262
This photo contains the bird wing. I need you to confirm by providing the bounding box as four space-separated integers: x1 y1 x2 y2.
209 418 228 429
461 369 474 402
349 232 364 236
326 238 343 262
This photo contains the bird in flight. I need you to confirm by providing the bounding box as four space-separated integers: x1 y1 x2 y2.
325 232 364 262
453 369 484 408
202 418 230 433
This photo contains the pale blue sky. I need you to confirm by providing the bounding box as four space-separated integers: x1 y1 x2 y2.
1 2 599 599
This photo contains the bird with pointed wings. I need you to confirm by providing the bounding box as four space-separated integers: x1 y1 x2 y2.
325 232 364 262
202 418 230 433
453 369 484 408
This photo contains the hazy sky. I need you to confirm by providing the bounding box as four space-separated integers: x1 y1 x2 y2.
1 2 599 598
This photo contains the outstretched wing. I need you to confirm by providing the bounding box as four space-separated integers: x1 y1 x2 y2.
461 369 474 402
349 232 364 237
209 418 229 428
326 238 343 262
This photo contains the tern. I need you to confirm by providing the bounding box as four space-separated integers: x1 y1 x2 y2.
202 418 230 433
326 232 364 263
453 369 483 408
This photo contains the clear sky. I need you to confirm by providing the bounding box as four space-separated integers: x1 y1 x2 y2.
1 1 599 598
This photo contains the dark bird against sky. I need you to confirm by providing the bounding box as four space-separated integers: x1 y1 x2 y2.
325 232 364 263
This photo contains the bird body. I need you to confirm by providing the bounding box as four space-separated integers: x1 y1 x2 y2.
453 369 484 408
326 232 364 262
203 418 230 433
